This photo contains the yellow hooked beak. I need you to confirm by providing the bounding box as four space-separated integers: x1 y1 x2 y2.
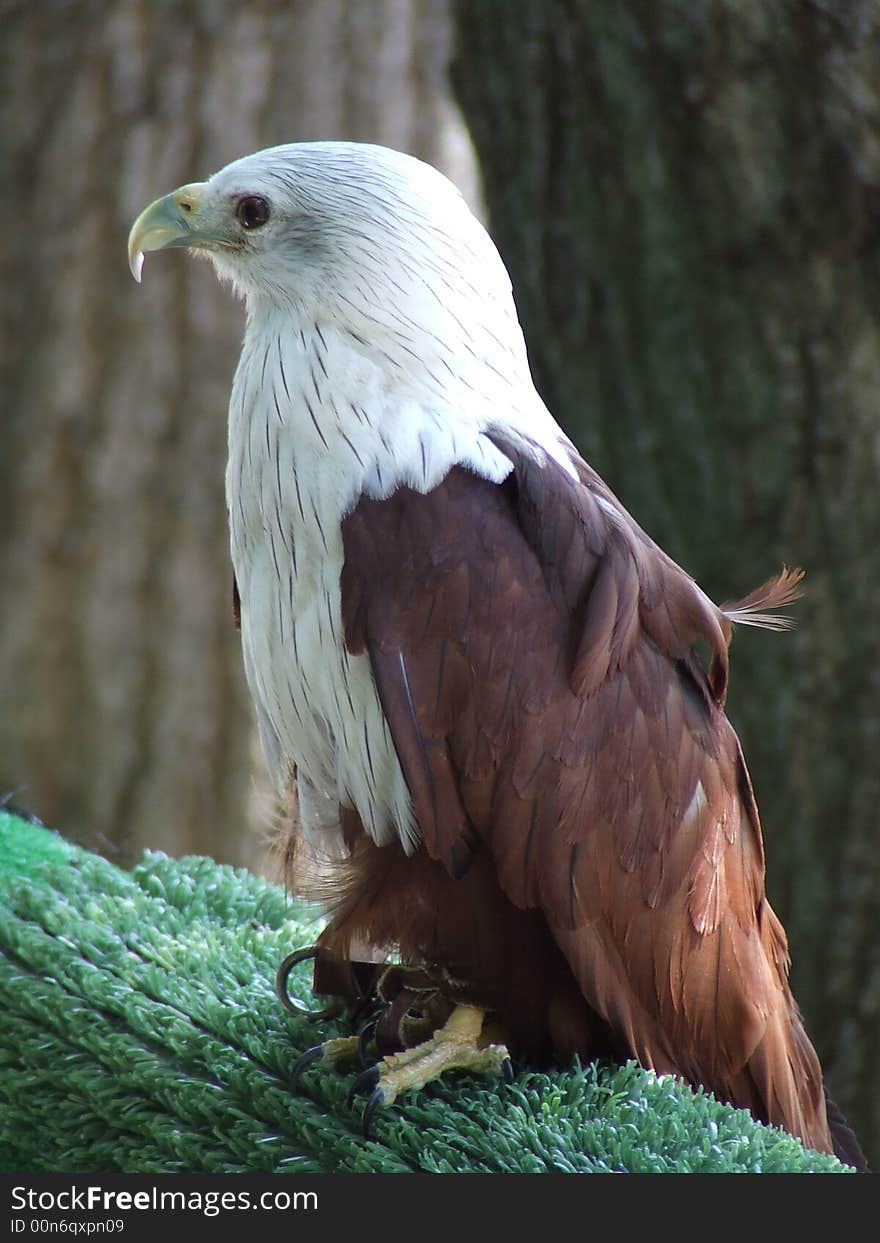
127 182 214 282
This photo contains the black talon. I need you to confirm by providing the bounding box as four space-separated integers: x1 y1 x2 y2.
357 1019 378 1068
347 1065 380 1108
290 1044 325 1085
361 1087 385 1139
502 1056 515 1085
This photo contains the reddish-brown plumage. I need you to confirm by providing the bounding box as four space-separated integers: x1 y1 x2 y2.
296 432 863 1167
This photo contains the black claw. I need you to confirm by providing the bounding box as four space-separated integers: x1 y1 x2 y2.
347 1065 380 1108
361 1087 385 1139
290 1044 324 1085
502 1057 515 1085
357 1019 378 1068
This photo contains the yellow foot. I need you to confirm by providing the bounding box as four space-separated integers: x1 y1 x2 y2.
291 1032 371 1082
347 1004 512 1136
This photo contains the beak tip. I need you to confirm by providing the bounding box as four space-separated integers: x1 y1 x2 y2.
127 182 209 285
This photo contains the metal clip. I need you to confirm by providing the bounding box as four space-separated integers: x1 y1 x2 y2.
275 945 344 1021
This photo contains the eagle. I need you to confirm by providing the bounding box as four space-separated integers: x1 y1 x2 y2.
129 141 865 1168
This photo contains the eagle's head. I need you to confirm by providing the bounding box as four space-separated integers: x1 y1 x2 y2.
128 142 577 484
128 143 532 391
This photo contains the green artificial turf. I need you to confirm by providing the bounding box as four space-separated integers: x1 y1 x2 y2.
0 810 851 1174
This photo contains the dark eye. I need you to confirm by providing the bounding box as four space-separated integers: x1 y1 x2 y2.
236 195 270 229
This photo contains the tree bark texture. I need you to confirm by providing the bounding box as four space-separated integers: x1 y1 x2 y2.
452 0 880 1165
0 0 472 870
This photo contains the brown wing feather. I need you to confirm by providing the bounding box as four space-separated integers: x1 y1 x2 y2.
339 441 833 1157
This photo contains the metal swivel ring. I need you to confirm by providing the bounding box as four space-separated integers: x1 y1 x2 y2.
274 945 344 1021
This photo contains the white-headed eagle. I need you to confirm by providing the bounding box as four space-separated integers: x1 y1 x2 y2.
129 142 865 1168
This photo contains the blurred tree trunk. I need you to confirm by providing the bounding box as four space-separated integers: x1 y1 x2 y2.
452 0 880 1165
0 0 473 870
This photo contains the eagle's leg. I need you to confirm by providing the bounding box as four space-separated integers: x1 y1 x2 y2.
280 949 511 1131
348 1003 512 1135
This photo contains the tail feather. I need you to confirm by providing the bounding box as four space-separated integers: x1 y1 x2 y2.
824 1089 871 1173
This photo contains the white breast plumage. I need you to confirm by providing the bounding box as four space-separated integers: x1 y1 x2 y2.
225 313 523 856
